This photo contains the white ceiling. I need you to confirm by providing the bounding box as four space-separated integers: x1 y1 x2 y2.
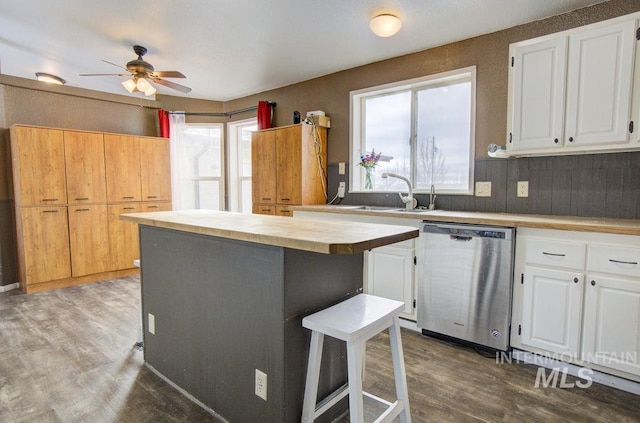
0 0 606 102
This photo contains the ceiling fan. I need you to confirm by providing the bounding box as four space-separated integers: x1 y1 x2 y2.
80 45 192 96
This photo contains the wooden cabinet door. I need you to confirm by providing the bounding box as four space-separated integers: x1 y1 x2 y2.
107 203 141 270
139 137 171 201
68 205 110 276
10 126 67 206
366 243 415 318
521 265 583 358
19 206 71 284
564 19 635 147
64 131 107 204
252 204 276 215
582 274 640 376
251 130 276 205
509 37 567 151
104 134 141 202
276 126 302 204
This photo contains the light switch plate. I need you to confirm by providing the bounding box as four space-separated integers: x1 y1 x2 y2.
338 162 346 175
475 181 491 197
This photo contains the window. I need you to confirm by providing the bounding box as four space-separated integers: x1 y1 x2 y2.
350 66 475 194
172 124 224 210
227 118 257 212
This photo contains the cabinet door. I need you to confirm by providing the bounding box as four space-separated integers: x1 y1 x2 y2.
366 243 415 318
251 131 276 205
275 205 293 217
104 134 141 202
64 131 107 204
276 126 302 205
10 126 67 205
565 19 636 147
521 265 583 357
139 137 171 201
19 206 71 284
582 274 640 376
68 205 110 276
107 203 141 270
509 37 567 151
252 204 276 215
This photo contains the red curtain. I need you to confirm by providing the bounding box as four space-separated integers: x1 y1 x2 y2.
158 109 170 138
257 101 273 130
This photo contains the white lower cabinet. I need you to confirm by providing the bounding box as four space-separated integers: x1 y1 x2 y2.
366 240 416 319
512 228 640 380
521 266 583 358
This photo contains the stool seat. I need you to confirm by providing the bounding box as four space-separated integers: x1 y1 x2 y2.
301 294 412 423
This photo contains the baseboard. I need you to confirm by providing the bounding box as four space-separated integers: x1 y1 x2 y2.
0 282 19 293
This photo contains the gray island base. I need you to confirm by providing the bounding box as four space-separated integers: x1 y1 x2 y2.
122 210 418 423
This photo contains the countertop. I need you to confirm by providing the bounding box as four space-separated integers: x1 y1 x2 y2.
120 209 418 254
292 205 640 236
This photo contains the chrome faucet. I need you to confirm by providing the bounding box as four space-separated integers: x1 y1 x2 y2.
429 184 437 210
381 172 416 210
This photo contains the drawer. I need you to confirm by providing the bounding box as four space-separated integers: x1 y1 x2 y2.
524 238 586 270
587 244 640 278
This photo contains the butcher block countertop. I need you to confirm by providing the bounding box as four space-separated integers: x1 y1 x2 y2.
121 209 418 254
292 205 640 236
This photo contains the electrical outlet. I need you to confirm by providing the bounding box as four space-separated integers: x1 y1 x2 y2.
255 369 267 401
517 181 529 197
148 313 155 335
338 162 346 175
338 182 346 198
475 181 492 197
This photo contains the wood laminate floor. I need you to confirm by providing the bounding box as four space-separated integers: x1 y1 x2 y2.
1 277 639 423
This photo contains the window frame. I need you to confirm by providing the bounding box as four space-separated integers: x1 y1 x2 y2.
349 66 476 195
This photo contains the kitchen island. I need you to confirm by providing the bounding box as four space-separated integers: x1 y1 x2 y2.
120 210 418 423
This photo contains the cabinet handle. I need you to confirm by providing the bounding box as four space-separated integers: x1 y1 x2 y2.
147 206 159 209
75 197 89 201
609 258 638 265
122 196 135 199
123 207 136 210
42 198 58 202
591 280 596 286
261 208 271 212
42 210 59 213
262 197 272 201
573 277 579 283
553 138 559 144
75 208 90 212
281 198 291 201
568 136 574 142
542 251 566 257
147 195 158 199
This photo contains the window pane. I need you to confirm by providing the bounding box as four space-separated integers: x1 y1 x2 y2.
364 91 411 189
416 81 471 190
197 180 221 210
184 127 222 177
239 125 256 177
240 179 252 213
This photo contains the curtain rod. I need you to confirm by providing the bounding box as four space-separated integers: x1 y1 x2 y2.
168 101 276 118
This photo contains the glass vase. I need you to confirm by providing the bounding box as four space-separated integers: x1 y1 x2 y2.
364 167 375 190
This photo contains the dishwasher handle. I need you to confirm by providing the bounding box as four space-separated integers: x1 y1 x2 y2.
450 235 473 241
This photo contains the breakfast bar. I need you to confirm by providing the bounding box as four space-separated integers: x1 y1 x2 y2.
120 210 418 423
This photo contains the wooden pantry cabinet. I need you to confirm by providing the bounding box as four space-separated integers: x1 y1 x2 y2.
251 123 327 216
10 125 171 293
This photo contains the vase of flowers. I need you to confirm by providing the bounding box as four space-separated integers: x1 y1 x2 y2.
359 149 381 190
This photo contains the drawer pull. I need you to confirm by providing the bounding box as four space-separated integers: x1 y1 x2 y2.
75 208 90 212
281 198 291 201
591 280 596 286
147 195 158 199
542 252 566 257
573 277 579 283
262 198 272 201
123 196 135 199
42 198 58 202
123 207 136 210
75 197 89 201
608 259 638 265
42 210 59 213
147 206 159 209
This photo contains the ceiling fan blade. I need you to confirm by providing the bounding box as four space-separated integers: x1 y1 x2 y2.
151 71 186 78
79 73 129 76
101 59 128 71
151 77 192 93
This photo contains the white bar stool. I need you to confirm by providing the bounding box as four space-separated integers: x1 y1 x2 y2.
301 294 411 423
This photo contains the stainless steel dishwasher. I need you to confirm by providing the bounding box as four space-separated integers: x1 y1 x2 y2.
418 222 514 351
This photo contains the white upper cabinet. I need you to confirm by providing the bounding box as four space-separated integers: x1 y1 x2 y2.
508 13 639 155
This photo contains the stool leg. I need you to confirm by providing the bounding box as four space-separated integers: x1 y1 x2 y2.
302 331 325 423
347 339 365 423
389 317 412 423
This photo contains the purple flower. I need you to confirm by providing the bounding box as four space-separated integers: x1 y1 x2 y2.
358 149 382 169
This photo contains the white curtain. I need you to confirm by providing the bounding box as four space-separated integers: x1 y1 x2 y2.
169 112 188 210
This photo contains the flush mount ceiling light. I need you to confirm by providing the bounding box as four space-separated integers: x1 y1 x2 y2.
370 14 402 37
35 72 65 85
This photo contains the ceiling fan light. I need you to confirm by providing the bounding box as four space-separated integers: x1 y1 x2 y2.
143 84 156 96
35 72 65 85
370 14 402 37
136 77 152 92
122 78 137 93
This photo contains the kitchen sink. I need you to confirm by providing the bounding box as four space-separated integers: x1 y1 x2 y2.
350 205 434 213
